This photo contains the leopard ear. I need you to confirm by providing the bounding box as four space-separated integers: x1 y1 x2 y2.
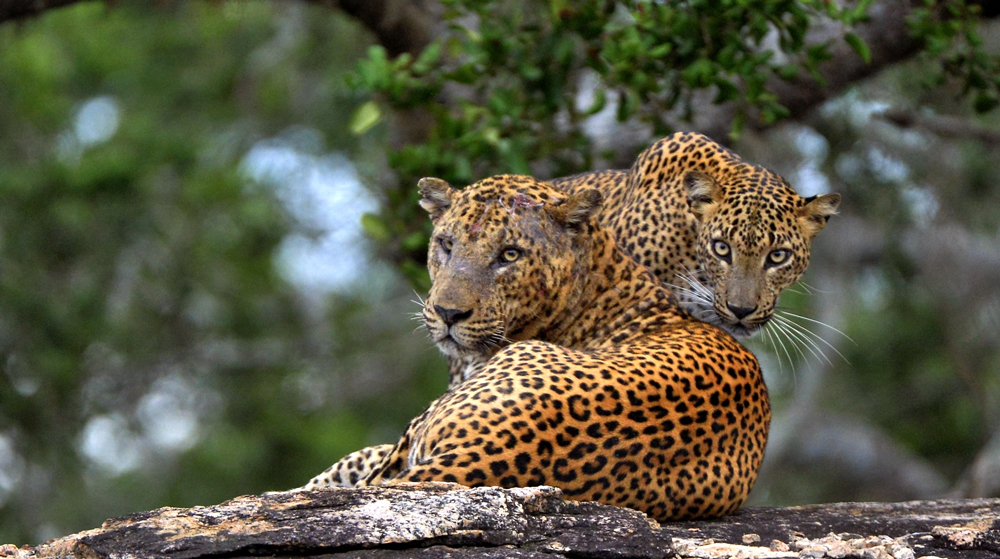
684 170 724 222
418 177 458 221
797 193 841 238
548 189 602 230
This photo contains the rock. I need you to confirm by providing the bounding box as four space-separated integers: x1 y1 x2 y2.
1 486 999 559
1 484 672 559
662 499 1000 559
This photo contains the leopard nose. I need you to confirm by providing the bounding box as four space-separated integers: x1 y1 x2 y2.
434 305 473 326
726 303 757 320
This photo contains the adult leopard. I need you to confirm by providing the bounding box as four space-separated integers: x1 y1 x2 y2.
352 174 770 520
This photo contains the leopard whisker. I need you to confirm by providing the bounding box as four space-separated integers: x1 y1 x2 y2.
770 317 809 363
670 270 716 323
764 318 798 374
796 280 832 295
411 290 427 307
770 314 829 367
773 312 850 364
677 268 713 300
778 310 856 345
668 285 712 305
759 325 786 377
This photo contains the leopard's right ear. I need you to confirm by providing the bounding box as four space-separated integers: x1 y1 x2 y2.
547 189 603 231
684 170 724 222
418 177 458 221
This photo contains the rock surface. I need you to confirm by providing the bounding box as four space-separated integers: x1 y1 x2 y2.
664 499 1000 559
0 484 997 559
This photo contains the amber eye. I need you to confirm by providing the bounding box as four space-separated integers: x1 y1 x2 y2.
499 248 521 264
768 249 790 265
439 237 454 254
712 240 731 259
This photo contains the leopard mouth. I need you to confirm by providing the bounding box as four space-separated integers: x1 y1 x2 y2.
718 315 770 339
432 328 502 358
720 321 762 339
432 330 471 355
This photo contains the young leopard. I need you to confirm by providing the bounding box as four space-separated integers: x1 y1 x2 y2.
553 131 841 339
351 174 769 521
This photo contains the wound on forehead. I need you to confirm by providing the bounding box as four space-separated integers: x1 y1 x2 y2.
468 200 494 238
499 193 542 219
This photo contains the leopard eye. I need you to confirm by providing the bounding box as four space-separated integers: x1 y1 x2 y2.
768 249 790 266
498 247 521 265
439 237 454 254
712 240 731 260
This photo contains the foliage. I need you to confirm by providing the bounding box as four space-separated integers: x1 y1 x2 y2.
348 0 999 285
0 2 443 544
909 0 1000 112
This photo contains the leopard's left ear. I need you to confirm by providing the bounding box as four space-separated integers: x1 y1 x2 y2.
418 177 458 222
797 193 841 238
548 189 602 230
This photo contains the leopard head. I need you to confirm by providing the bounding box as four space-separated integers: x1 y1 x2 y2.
418 174 602 360
684 166 840 338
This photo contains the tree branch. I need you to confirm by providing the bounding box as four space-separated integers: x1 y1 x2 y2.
0 0 439 59
876 107 1000 145
0 0 85 23
310 0 437 56
693 0 925 139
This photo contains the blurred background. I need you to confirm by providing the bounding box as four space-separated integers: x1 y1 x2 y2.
1 0 999 545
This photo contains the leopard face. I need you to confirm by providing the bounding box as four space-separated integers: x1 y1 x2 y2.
685 167 840 337
418 175 601 362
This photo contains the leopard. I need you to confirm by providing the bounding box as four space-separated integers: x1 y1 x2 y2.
551 131 841 340
299 132 840 493
347 174 770 521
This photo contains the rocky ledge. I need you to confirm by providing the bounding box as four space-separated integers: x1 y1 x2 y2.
0 484 997 559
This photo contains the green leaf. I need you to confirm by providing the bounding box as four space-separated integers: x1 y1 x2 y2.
583 89 607 116
401 260 432 292
776 64 799 80
360 212 392 242
844 33 871 64
550 0 568 18
648 44 672 59
481 127 502 147
349 101 382 135
729 110 746 141
520 64 543 81
401 231 428 251
713 79 739 104
616 90 640 122
681 59 715 88
412 42 442 74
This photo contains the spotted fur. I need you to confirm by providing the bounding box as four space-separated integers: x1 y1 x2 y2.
300 445 394 490
355 174 769 521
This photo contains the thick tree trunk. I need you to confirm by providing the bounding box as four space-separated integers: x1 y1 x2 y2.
2 484 998 559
